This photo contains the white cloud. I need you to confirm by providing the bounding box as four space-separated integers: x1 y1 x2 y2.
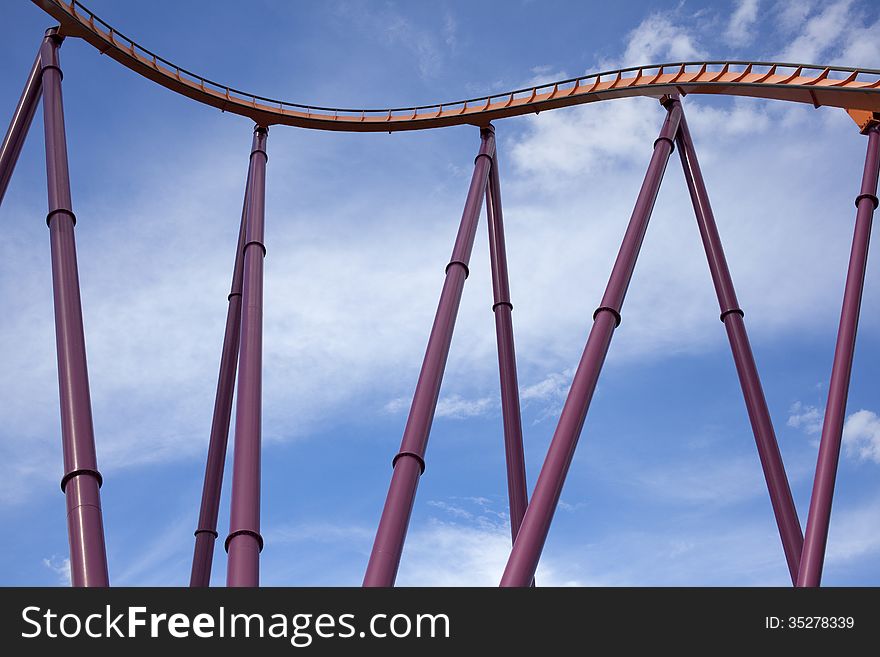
620 13 706 68
384 393 497 419
826 494 880 566
777 0 854 63
520 370 572 403
436 394 497 419
775 0 817 34
788 401 823 435
843 410 880 464
625 455 767 506
396 497 592 586
336 1 452 78
42 556 71 586
836 15 880 66
725 0 760 47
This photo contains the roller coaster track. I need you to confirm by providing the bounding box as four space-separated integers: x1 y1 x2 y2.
33 0 880 132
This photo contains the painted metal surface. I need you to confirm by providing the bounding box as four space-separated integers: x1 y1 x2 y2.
41 29 109 587
675 110 804 584
225 127 269 587
499 99 682 587
484 137 529 544
798 123 880 587
6 0 877 590
363 128 496 587
190 163 252 587
0 51 42 206
30 1 880 132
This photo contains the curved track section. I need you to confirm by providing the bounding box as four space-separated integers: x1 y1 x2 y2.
32 0 880 132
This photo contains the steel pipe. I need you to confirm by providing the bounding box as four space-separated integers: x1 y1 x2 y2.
0 50 42 208
190 165 251 587
798 122 880 587
675 109 804 585
363 127 496 587
499 99 682 587
225 126 269 587
484 134 529 543
41 29 109 587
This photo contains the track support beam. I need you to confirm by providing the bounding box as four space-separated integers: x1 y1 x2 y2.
675 108 804 585
41 28 110 587
798 121 880 587
499 98 682 587
190 164 252 587
484 132 529 545
225 126 269 587
363 127 496 587
0 47 42 208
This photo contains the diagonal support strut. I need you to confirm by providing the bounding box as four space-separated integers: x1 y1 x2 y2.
798 120 880 587
675 107 804 585
499 98 682 587
484 133 530 545
190 157 253 587
363 127 496 587
0 47 43 208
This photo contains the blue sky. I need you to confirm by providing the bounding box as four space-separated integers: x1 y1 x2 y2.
1 0 879 586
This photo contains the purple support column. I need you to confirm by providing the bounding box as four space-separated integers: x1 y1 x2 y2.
798 122 880 587
363 128 496 587
0 49 42 207
41 29 109 587
225 126 268 587
675 110 804 585
484 130 529 542
190 168 251 587
500 99 682 587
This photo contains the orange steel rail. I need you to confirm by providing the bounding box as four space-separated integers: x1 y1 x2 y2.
33 0 880 133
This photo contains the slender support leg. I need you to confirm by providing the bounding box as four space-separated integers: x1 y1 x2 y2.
225 126 269 587
798 122 880 587
675 110 804 585
484 133 529 543
0 49 42 207
363 127 496 587
190 167 251 587
500 99 682 587
41 29 109 587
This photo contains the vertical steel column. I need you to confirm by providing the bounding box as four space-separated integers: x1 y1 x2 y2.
484 128 529 543
798 122 880 587
363 127 496 587
41 29 109 587
225 126 269 587
190 167 251 587
500 99 682 587
675 110 804 585
0 49 42 207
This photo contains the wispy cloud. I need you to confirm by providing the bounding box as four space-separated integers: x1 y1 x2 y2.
42 556 71 586
335 1 454 78
787 401 823 435
776 0 855 62
620 12 706 67
843 410 880 464
383 393 498 419
725 0 760 47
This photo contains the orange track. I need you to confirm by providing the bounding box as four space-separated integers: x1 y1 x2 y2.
33 0 880 133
